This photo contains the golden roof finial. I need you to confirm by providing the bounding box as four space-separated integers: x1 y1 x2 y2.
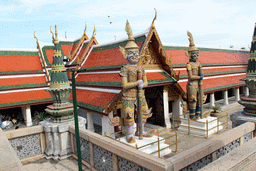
152 8 157 28
92 24 97 38
33 31 39 45
50 25 55 41
65 31 67 39
84 23 87 35
55 25 58 39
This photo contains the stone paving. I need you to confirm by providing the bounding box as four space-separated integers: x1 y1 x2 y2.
23 157 90 171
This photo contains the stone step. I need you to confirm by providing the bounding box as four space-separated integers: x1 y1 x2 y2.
119 135 172 157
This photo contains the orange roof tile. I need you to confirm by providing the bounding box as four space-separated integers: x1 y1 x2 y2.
0 90 51 104
82 42 143 68
45 49 54 64
0 55 43 72
166 50 249 65
0 76 47 87
72 89 117 108
61 44 72 57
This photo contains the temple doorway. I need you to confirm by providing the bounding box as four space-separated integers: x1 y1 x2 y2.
145 86 165 126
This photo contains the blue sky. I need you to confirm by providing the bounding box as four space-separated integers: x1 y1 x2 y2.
0 0 255 50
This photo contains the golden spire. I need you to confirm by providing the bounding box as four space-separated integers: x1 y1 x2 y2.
124 20 139 50
84 22 87 36
152 8 157 28
50 25 55 43
92 25 97 38
65 31 67 39
54 25 59 43
33 31 39 45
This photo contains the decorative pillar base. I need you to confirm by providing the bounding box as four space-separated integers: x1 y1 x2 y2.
40 116 86 160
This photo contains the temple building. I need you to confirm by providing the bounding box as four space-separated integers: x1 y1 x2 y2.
0 20 249 133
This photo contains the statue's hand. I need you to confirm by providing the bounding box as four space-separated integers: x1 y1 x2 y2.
199 73 203 80
138 79 144 89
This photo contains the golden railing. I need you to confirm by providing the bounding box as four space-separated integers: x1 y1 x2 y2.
172 112 228 139
105 127 177 158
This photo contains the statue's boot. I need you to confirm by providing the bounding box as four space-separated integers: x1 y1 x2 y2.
195 106 201 118
125 125 135 143
189 108 197 121
135 123 155 137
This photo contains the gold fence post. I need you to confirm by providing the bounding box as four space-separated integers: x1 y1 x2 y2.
157 127 160 158
175 131 178 153
226 112 228 129
217 117 219 134
188 118 190 135
206 119 209 139
172 114 175 131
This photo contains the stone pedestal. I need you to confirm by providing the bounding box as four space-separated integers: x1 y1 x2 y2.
230 110 256 128
40 116 86 159
178 116 224 136
119 135 172 157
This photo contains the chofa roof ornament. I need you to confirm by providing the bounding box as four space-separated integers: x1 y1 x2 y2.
185 31 199 58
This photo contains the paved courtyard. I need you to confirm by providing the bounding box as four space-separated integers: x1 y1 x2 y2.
23 157 90 171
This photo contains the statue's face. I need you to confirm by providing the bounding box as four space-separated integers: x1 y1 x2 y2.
127 49 140 64
190 51 199 62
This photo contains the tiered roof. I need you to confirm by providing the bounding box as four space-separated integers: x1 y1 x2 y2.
165 45 249 93
0 49 52 109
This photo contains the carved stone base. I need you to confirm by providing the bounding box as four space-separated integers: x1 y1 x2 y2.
40 116 86 160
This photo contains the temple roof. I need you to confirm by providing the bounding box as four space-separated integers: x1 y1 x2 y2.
165 45 249 93
0 50 53 109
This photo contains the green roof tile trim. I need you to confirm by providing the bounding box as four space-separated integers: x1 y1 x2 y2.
82 42 89 48
84 64 123 71
0 83 48 90
0 70 44 74
0 98 53 108
42 46 53 65
92 35 146 52
203 82 245 92
164 46 249 54
148 72 174 84
76 72 174 87
76 81 121 87
59 41 75 45
172 63 247 67
179 70 246 78
76 101 105 113
0 51 38 56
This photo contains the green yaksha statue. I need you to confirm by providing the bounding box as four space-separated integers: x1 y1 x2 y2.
184 31 204 120
119 20 154 143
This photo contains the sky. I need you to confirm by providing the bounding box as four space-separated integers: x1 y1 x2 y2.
0 0 255 50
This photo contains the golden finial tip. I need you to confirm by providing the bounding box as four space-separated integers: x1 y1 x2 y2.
84 22 87 34
152 8 157 28
92 24 97 37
